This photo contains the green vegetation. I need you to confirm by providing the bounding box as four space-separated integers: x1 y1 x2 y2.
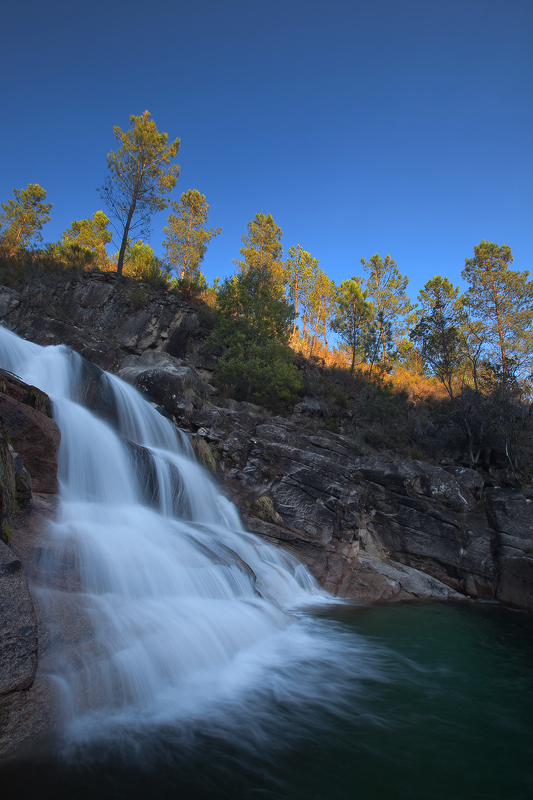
60 211 112 270
100 110 180 278
0 184 52 255
360 253 413 361
208 215 302 410
122 240 169 287
331 278 373 375
163 190 221 285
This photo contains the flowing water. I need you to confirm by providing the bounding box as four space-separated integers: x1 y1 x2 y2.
1 326 532 799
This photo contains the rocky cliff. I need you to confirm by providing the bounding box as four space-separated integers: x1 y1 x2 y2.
0 269 202 372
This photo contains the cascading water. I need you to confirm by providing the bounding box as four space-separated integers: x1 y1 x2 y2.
0 325 385 750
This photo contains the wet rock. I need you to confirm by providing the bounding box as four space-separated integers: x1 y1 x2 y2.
0 540 38 696
0 676 60 758
0 392 60 494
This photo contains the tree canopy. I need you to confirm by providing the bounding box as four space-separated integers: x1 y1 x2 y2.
361 253 412 361
235 213 284 293
0 184 52 255
210 215 301 408
410 276 464 400
462 241 533 380
61 211 112 269
163 190 221 283
100 111 180 278
331 278 373 374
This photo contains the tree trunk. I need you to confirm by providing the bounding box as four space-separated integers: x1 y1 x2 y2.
116 201 137 279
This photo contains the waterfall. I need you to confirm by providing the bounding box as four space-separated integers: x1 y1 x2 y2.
0 326 385 752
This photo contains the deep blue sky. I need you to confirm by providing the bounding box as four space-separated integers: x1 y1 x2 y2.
1 0 531 300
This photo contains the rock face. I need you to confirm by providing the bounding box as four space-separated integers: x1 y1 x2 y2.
0 269 201 371
185 405 533 609
0 541 38 695
0 371 61 494
0 374 60 756
0 534 58 758
485 489 533 609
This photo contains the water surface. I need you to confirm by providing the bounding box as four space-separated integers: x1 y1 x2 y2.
1 601 531 800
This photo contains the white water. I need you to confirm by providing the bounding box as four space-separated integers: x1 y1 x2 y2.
0 326 387 749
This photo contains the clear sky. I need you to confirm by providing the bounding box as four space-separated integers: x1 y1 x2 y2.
1 0 531 300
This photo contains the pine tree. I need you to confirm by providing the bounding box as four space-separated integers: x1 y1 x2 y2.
284 245 320 344
210 216 301 408
0 184 52 255
308 267 336 357
361 253 413 361
100 111 180 278
211 268 300 407
331 278 373 374
462 241 533 380
410 276 464 400
162 190 221 282
61 211 112 269
235 213 284 293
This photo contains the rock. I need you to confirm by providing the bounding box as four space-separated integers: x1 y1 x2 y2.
9 446 33 504
0 433 17 544
0 494 62 755
193 408 524 604
0 676 60 758
358 556 465 601
0 368 61 756
0 540 38 696
484 489 533 609
0 370 53 419
0 270 201 372
118 351 207 421
0 391 60 494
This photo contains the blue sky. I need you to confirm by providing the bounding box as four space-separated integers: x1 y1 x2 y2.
1 0 531 301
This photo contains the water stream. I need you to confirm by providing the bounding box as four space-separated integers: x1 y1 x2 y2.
1 326 532 799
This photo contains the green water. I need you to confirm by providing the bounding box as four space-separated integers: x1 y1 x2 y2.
1 601 532 800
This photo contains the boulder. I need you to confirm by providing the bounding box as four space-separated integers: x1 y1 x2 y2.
118 351 207 422
0 391 60 494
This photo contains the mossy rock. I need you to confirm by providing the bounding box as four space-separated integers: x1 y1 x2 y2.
252 496 283 526
192 437 216 471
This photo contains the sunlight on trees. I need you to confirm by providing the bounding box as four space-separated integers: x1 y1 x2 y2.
100 111 180 278
361 253 413 361
0 184 52 255
462 241 533 382
60 211 112 269
163 190 221 284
